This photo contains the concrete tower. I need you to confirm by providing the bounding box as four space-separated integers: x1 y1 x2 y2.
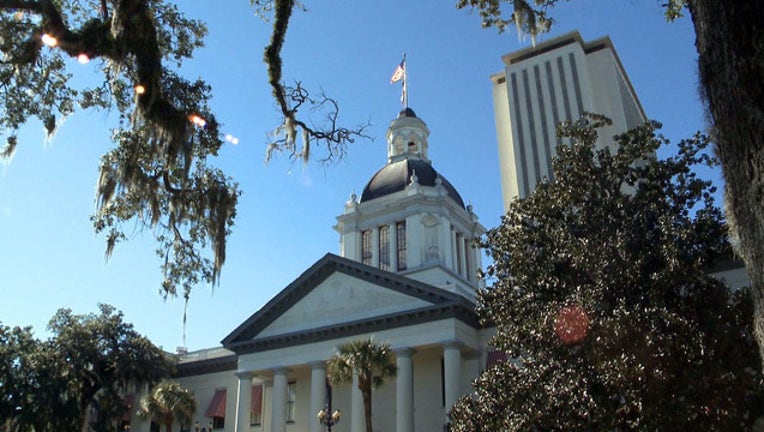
491 31 647 210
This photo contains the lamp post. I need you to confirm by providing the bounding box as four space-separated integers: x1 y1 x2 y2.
317 379 341 431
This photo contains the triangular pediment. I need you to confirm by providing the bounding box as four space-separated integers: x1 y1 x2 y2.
257 272 431 338
222 254 476 352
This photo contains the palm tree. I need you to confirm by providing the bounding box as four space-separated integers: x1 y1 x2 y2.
137 380 196 432
327 338 397 432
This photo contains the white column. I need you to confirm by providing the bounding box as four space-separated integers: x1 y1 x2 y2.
443 341 463 411
271 368 288 432
234 371 254 432
351 372 364 432
395 348 415 432
309 362 327 432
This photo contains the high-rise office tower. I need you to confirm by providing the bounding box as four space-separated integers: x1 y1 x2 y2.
491 31 646 210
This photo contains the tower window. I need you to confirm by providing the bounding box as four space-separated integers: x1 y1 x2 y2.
464 237 471 279
396 221 407 271
455 232 463 276
379 225 390 271
361 230 372 265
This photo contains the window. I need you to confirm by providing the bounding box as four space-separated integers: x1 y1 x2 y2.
286 381 296 423
464 237 471 278
250 385 263 426
212 417 225 430
455 232 463 275
205 389 227 430
361 230 372 265
396 221 407 270
379 225 390 270
440 357 445 407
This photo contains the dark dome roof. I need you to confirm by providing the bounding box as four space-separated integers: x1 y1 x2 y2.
360 159 465 208
398 107 417 118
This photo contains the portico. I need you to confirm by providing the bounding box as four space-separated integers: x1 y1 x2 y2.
228 337 476 432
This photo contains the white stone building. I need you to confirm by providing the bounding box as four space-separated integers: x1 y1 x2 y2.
491 31 647 210
127 107 492 432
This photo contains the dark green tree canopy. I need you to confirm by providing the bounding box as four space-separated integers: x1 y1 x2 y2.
449 116 762 431
0 304 173 432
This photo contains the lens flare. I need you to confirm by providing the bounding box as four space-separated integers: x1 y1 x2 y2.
554 304 590 344
189 114 206 128
41 34 58 47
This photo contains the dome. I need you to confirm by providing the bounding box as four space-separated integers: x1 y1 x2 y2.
360 158 465 208
398 107 417 118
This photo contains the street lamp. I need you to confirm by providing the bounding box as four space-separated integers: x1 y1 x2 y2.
317 379 341 431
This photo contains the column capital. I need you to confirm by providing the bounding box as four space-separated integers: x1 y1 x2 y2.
308 360 326 369
441 339 463 350
272 366 288 376
234 370 254 380
393 346 416 357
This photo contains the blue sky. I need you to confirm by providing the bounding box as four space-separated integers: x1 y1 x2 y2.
0 1 708 351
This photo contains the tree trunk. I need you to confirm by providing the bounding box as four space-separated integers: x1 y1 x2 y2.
363 388 373 432
687 0 764 368
165 420 174 432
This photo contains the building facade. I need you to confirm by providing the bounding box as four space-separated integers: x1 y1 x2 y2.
491 31 647 210
127 107 492 432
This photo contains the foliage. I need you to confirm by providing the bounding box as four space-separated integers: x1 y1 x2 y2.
455 0 688 38
0 0 237 300
455 0 764 379
327 337 397 432
0 304 173 432
0 0 368 301
448 116 763 431
0 325 37 432
138 380 196 432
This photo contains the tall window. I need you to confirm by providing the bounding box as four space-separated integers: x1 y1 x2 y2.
379 225 390 270
361 230 372 265
464 237 471 279
455 232 463 275
286 381 296 423
250 385 263 426
396 221 407 271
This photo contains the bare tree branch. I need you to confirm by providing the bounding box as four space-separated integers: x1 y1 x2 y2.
262 0 370 164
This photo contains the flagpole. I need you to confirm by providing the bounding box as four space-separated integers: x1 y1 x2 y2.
402 52 408 108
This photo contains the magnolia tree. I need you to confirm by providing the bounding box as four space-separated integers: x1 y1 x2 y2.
457 0 764 377
448 116 762 431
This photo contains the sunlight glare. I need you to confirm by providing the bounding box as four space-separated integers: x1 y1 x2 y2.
41 33 58 47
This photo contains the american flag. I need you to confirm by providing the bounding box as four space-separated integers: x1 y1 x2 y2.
390 59 405 84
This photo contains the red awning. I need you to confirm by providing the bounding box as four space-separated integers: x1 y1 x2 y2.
205 389 227 418
251 386 263 415
486 350 508 368
122 394 135 422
